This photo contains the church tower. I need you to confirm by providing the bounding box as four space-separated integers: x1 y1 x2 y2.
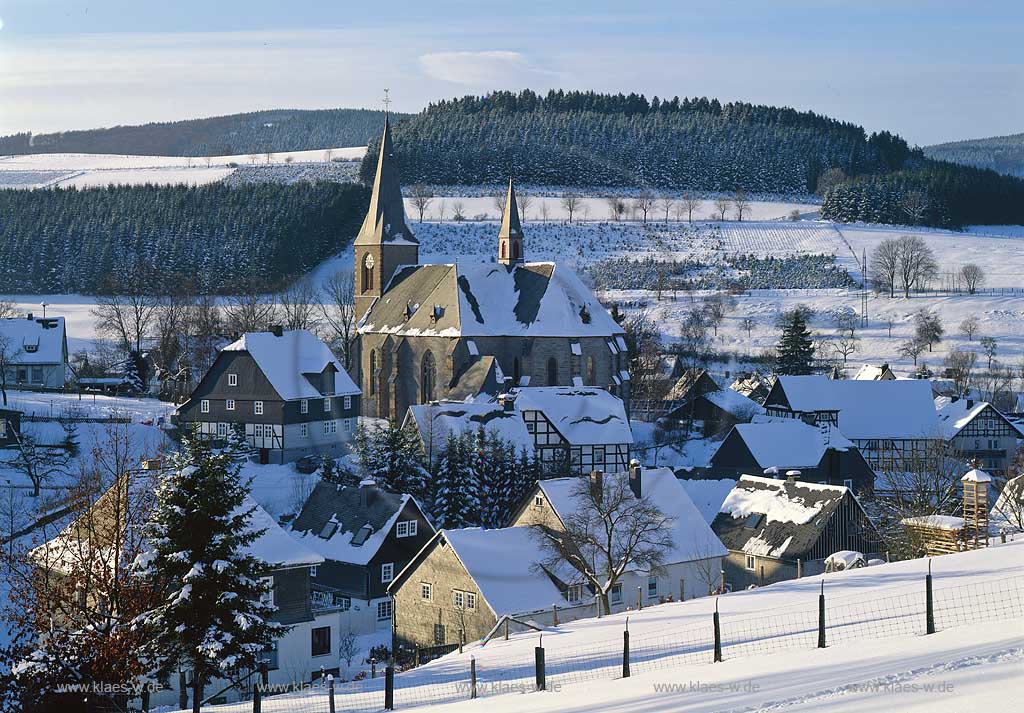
497 176 524 266
354 115 419 319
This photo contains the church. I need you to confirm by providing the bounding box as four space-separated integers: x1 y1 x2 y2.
354 117 630 420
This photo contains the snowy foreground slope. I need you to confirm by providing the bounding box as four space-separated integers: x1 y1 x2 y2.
198 540 1024 713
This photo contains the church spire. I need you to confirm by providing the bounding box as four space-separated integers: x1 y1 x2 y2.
497 176 524 266
355 114 416 247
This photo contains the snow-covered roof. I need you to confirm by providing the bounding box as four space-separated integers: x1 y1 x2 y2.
222 329 359 400
990 474 1024 532
772 376 940 440
852 364 894 381
677 479 739 524
703 388 766 420
513 387 633 445
720 421 854 470
901 514 965 531
405 402 534 453
440 527 566 616
538 468 727 565
359 261 623 339
934 397 1023 439
245 496 323 568
0 316 66 365
961 468 992 483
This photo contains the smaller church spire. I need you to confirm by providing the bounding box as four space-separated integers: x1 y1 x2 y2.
497 176 524 265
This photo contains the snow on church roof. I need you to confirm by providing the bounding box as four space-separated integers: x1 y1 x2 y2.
514 387 633 445
359 261 624 339
222 329 359 400
772 376 939 440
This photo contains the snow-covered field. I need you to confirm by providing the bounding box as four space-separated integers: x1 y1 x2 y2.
196 539 1024 713
0 146 366 188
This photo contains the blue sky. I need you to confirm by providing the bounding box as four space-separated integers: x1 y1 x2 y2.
0 0 1021 145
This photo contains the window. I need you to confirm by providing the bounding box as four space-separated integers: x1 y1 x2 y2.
254 424 264 438
344 396 352 410
362 252 375 293
547 357 558 386
421 351 437 403
324 397 331 412
745 555 756 571
843 478 854 490
533 495 544 508
567 584 583 604
586 356 596 385
254 401 264 415
369 350 378 396
336 595 351 611
311 626 331 657
421 583 432 601
226 399 235 411
452 590 464 609
396 520 418 538
300 399 309 414
433 623 446 645
610 583 622 605
217 422 227 438
377 600 392 620
228 373 237 387
465 592 476 610
381 562 394 583
200 399 210 413
648 576 658 598
310 565 317 578
344 418 352 432
300 423 308 438
260 576 274 607
323 420 337 435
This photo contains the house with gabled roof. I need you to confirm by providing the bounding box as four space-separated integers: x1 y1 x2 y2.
711 474 883 588
354 117 628 422
709 419 876 494
175 328 360 464
852 363 897 381
509 466 727 607
663 368 765 438
935 396 1023 472
0 314 68 388
404 400 535 465
763 375 942 471
285 479 434 637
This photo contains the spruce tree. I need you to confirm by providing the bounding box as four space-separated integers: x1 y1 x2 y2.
353 424 427 499
776 309 816 375
432 433 481 528
132 437 284 713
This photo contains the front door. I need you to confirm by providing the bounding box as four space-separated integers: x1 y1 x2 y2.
259 448 269 465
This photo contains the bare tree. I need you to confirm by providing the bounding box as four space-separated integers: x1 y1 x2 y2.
960 315 980 341
680 192 701 223
702 293 734 337
0 333 22 406
247 153 259 165
991 473 1024 531
451 200 466 222
338 630 360 672
870 238 901 297
898 337 927 365
223 281 277 334
492 190 507 219
278 281 318 331
0 299 16 319
944 349 977 395
187 294 223 376
620 309 663 400
831 333 859 366
633 190 656 224
516 193 534 221
284 155 294 165
960 264 985 294
539 201 549 222
740 316 756 338
436 199 447 223
264 150 274 165
733 189 750 221
606 195 627 221
10 426 71 497
913 308 943 352
980 336 998 370
532 474 674 614
900 190 930 225
323 149 334 162
408 184 434 223
318 271 358 371
658 195 675 223
91 280 159 355
815 167 847 198
677 307 711 369
896 235 938 297
560 191 581 223
713 196 732 221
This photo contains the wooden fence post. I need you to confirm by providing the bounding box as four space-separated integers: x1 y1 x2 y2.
384 664 395 710
637 586 643 610
252 675 261 713
622 618 630 678
328 675 336 713
535 638 546 691
797 559 802 579
680 578 685 601
713 599 723 663
817 581 826 648
553 604 559 626
470 656 478 699
925 560 935 635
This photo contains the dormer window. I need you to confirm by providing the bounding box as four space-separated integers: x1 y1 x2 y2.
324 398 331 412
24 344 38 353
228 373 237 387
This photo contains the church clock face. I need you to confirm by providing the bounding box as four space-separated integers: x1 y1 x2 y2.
364 253 375 269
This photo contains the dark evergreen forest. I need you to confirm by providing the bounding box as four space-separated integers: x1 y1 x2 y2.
0 109 407 157
0 182 369 294
924 133 1024 178
359 90 915 193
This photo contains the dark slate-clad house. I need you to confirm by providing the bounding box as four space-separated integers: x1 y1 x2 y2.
711 475 883 588
286 480 434 635
664 369 765 438
0 407 22 447
710 420 876 494
175 329 360 464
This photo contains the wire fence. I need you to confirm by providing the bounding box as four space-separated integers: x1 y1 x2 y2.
200 573 1024 712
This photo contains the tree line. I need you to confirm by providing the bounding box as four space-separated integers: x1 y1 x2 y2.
0 182 369 294
359 89 913 194
0 108 403 157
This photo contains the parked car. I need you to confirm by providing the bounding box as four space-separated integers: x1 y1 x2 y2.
295 455 321 474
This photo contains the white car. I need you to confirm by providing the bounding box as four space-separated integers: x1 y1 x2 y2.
824 550 868 572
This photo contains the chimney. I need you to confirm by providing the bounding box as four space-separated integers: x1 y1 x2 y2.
785 469 801 483
628 459 642 498
589 470 604 503
359 478 376 509
966 398 974 409
26 313 33 320
270 325 283 337
498 391 516 412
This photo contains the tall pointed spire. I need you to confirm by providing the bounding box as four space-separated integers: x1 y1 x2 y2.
497 176 524 265
355 114 416 247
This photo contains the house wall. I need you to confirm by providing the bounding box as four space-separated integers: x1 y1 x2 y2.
948 405 1020 472
392 539 496 650
722 551 802 589
4 363 65 389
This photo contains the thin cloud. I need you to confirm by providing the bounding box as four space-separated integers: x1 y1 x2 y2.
419 50 565 87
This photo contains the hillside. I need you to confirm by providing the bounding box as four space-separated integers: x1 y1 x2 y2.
924 133 1024 177
0 182 369 294
0 108 406 158
359 89 916 194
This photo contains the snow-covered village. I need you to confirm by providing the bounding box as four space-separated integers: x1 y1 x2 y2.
1 3 1023 712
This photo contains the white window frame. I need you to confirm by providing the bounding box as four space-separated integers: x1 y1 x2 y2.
533 495 544 508
260 576 274 607
254 401 264 415
324 397 331 412
377 600 392 620
343 395 352 410
300 423 308 438
421 583 432 601
310 565 317 578
465 592 476 610
452 590 464 609
396 520 418 538
381 562 394 583
217 422 228 438
745 555 756 571
228 373 237 387
567 584 583 604
200 399 210 414
300 399 309 414
226 399 235 411
610 583 622 605
647 576 658 598
843 478 854 490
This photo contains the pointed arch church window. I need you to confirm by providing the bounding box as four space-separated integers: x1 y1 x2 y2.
421 351 437 403
547 357 558 386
